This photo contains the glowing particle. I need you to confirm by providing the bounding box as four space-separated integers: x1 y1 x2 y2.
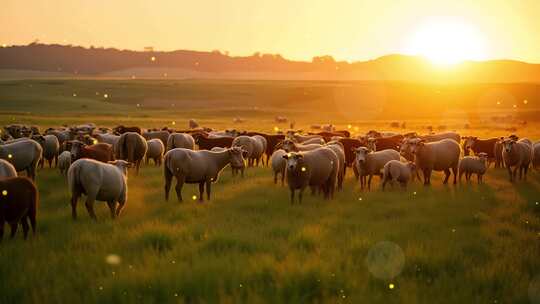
73 93 77 97
2 190 7 196
273 126 279 132
136 103 140 107
347 124 352 129
513 104 517 108
96 92 100 95
1 44 6 48
389 283 395 289
301 167 306 172
496 101 501 105
452 228 456 233
172 121 176 125
195 62 199 66
163 73 168 77
93 139 98 145
523 100 528 104
171 260 176 264
150 56 156 62
354 126 359 132
413 191 417 195
99 286 103 290
104 94 109 99
131 75 136 79
287 153 292 157
358 197 362 201
112 271 116 276
536 202 539 205
174 293 178 297
7 154 12 159
239 284 243 288
105 254 121 265
192 195 197 200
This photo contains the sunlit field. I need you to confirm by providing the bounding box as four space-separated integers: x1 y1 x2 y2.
0 80 539 303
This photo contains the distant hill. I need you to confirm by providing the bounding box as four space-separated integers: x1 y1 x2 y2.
1 43 540 82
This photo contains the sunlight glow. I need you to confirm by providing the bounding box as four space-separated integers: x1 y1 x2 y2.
405 17 488 65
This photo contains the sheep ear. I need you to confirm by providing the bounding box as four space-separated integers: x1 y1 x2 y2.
282 154 289 160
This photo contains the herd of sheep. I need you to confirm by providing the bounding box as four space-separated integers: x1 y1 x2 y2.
0 122 539 241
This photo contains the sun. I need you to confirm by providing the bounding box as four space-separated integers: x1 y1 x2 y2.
405 17 488 65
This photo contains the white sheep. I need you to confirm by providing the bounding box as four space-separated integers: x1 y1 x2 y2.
57 151 72 176
459 153 488 183
381 160 416 190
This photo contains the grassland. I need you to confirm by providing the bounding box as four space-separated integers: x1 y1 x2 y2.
0 79 539 303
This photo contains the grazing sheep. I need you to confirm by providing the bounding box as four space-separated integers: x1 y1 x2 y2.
116 132 148 174
366 135 403 151
193 133 234 150
502 138 532 182
145 139 165 166
0 139 42 180
58 151 71 176
459 153 488 183
406 138 461 185
292 134 323 143
166 133 195 151
32 134 60 168
337 138 364 167
70 141 114 163
0 177 38 240
68 159 132 220
95 133 120 146
163 147 245 202
533 141 540 170
278 139 323 152
381 160 416 190
283 147 338 204
0 159 17 179
325 141 346 190
270 149 287 185
354 147 401 190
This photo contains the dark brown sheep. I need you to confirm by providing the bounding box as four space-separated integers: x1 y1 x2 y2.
337 138 365 166
113 125 142 135
0 177 38 240
192 133 234 150
70 141 114 163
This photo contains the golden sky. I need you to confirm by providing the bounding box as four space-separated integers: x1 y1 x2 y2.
1 0 540 63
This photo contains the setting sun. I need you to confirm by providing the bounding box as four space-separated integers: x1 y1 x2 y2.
405 17 488 65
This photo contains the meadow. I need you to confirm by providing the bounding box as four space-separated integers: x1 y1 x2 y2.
0 79 539 303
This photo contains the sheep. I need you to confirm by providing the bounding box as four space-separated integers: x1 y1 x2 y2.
502 138 532 182
354 147 401 190
189 119 199 129
116 132 148 174
0 159 17 179
462 137 498 167
459 153 488 183
421 132 461 143
301 137 326 145
193 133 234 150
325 141 346 190
405 138 461 185
292 134 323 143
95 133 120 146
113 125 142 135
244 132 285 165
493 137 505 168
163 147 246 202
0 139 42 180
70 141 114 163
0 177 38 240
232 136 259 167
68 159 132 220
146 138 165 166
58 151 71 176
252 135 267 166
533 141 540 170
142 130 170 147
212 147 245 177
166 133 195 151
366 135 403 151
381 160 416 190
270 149 287 185
32 134 60 168
282 147 339 204
278 139 323 152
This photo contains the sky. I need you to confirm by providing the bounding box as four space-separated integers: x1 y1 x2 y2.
1 0 540 63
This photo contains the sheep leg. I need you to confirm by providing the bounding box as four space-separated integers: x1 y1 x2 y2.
84 196 98 221
0 219 4 241
54 154 58 168
21 218 29 240
273 171 278 184
443 169 451 184
367 174 373 190
164 168 173 201
422 169 431 185
9 222 18 239
459 170 463 182
451 166 458 184
523 165 528 180
290 189 295 204
206 180 211 201
477 174 481 184
281 169 285 186
298 188 304 204
507 166 513 182
382 177 388 191
197 182 205 202
174 175 185 202
70 190 81 220
107 200 117 219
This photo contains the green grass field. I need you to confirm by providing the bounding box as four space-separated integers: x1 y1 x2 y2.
0 79 539 303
